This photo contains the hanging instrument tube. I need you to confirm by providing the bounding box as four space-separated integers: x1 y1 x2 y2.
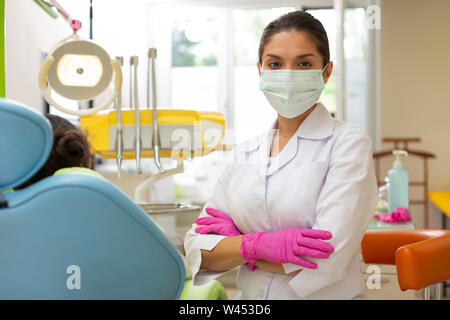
148 48 165 173
115 56 123 178
131 55 142 174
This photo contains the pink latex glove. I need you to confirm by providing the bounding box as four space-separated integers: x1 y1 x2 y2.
195 207 258 271
195 207 256 270
240 228 334 270
195 207 242 236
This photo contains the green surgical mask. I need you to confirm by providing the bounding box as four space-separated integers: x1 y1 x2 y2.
259 65 327 118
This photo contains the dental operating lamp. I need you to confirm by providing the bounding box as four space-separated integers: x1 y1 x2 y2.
37 0 122 116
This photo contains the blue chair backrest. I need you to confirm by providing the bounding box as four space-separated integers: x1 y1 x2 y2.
0 99 52 191
0 99 185 299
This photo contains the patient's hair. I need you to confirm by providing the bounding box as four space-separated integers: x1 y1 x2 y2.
16 114 92 189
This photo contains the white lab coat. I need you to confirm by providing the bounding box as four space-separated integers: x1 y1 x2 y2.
184 103 378 299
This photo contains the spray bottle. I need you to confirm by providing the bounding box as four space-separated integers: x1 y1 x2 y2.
388 150 409 213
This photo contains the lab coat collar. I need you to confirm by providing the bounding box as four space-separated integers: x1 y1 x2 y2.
240 102 334 152
239 103 334 176
295 102 334 140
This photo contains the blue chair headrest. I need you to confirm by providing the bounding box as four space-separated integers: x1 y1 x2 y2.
0 98 53 190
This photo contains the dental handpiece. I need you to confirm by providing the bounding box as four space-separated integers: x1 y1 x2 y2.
146 49 151 110
129 56 133 110
132 55 142 174
148 48 165 173
115 56 124 179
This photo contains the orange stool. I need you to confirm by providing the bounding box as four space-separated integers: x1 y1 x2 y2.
361 229 450 299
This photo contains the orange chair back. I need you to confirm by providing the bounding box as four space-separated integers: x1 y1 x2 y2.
361 229 450 291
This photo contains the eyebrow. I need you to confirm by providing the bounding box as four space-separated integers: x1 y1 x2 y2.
264 53 316 60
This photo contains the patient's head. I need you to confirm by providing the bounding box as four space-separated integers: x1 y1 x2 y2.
17 114 92 189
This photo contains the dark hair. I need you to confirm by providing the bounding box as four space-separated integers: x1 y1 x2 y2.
16 114 91 189
258 11 330 67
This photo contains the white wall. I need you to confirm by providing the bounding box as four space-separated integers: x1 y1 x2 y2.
5 0 68 110
379 0 450 228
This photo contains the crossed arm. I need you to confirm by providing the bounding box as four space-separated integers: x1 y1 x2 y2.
200 236 301 275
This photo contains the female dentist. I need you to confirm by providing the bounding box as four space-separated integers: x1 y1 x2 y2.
184 10 378 300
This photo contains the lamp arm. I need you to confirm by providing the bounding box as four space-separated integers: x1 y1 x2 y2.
38 55 54 91
48 0 82 31
33 0 58 19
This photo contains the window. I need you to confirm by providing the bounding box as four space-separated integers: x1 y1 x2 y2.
170 8 222 111
342 7 371 131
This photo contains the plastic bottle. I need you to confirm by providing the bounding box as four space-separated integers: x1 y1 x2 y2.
388 150 409 212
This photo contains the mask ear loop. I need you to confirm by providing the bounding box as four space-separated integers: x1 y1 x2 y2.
322 62 329 74
321 62 330 84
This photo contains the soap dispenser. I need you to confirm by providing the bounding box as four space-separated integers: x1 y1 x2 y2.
388 150 409 213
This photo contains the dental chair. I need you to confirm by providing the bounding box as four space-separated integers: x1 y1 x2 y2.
361 229 450 300
0 98 227 300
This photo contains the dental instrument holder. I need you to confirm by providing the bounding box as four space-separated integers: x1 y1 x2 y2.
130 56 142 174
148 48 165 174
115 56 124 178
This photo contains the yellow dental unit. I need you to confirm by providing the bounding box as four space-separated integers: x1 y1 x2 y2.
80 109 225 160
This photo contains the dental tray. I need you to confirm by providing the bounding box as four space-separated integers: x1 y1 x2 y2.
137 202 202 216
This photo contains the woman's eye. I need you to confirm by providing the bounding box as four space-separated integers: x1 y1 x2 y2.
299 61 312 68
268 61 281 68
